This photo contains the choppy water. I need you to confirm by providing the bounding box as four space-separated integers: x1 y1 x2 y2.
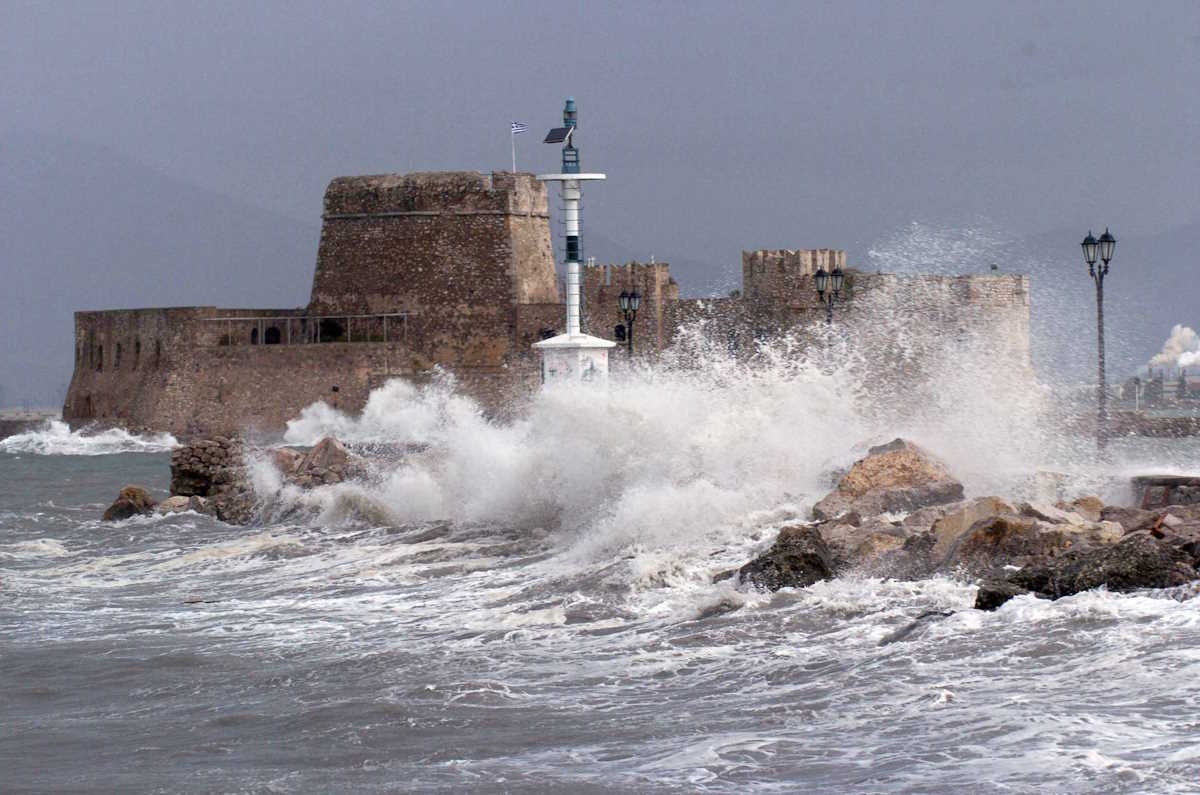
5 413 1200 790
6 291 1200 792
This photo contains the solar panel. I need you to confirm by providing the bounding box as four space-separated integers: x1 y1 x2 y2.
543 127 572 144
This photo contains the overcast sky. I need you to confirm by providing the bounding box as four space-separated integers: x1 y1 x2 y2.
2 1 1198 404
6 1 1197 262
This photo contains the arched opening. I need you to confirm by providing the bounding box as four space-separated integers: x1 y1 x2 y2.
250 327 259 345
83 395 94 418
318 319 345 342
115 343 122 369
97 345 104 372
134 339 141 369
264 326 281 345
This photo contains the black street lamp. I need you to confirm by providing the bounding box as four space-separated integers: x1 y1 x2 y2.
618 289 641 356
813 265 845 324
1081 227 1116 449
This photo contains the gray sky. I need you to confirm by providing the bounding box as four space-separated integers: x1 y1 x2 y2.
2 1 1198 405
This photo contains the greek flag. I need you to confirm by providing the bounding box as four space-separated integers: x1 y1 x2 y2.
511 121 528 135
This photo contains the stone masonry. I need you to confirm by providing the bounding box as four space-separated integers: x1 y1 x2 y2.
63 169 1034 437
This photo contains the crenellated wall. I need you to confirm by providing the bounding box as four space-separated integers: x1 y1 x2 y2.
62 177 1035 437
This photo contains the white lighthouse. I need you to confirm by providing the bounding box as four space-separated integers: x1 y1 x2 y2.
533 98 615 384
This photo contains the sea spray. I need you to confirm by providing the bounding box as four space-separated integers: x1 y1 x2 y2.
259 298 1119 562
0 419 178 456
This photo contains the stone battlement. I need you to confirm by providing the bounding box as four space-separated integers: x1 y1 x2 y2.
322 171 548 218
62 170 1035 436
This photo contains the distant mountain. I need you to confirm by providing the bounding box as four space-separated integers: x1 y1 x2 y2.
0 132 319 407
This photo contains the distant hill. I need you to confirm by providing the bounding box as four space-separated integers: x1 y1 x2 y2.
0 132 318 407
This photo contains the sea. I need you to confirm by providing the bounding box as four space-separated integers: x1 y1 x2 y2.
4 325 1200 793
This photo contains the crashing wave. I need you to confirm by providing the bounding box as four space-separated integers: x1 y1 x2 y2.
0 420 177 456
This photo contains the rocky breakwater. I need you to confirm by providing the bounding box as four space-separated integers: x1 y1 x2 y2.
102 436 367 524
734 438 1200 610
168 437 256 523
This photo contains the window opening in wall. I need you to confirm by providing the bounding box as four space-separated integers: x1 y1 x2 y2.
613 324 626 341
251 327 259 345
264 326 281 345
318 319 345 342
97 345 104 372
134 339 141 369
155 340 162 367
115 343 122 369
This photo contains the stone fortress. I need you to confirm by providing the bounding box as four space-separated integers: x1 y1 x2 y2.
63 169 1032 437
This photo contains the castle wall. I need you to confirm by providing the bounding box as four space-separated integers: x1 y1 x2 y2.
64 307 425 436
61 179 1035 438
580 262 680 355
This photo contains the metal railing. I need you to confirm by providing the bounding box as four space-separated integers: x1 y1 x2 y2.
203 313 410 347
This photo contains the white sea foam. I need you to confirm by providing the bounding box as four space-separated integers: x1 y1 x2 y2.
260 297 1115 564
0 420 177 455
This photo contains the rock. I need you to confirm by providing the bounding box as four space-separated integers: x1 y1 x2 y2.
902 503 959 533
289 437 366 487
738 525 835 591
270 447 304 476
974 580 1033 611
930 497 1016 561
819 520 907 571
811 438 964 521
1019 501 1087 525
102 485 157 521
156 495 192 514
155 495 210 515
937 514 1120 578
1063 495 1104 522
878 610 956 645
1009 533 1198 598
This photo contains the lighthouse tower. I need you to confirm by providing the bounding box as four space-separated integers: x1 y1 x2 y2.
533 98 615 384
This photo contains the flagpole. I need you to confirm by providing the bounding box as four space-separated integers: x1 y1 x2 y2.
511 129 517 173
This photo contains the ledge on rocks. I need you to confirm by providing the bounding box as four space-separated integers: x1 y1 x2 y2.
737 525 835 591
812 438 963 521
102 485 157 521
977 534 1198 610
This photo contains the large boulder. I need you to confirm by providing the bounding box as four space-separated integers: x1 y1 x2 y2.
1006 534 1197 602
812 439 964 521
937 513 1122 578
102 485 157 521
973 580 1034 611
738 525 835 591
930 497 1016 561
289 437 366 488
819 520 907 571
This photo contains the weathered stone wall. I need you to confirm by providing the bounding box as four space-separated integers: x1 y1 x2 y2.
580 261 680 354
309 171 556 313
64 307 426 435
61 174 1035 437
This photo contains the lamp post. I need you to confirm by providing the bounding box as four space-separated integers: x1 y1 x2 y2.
1081 227 1116 449
618 289 641 356
813 265 845 324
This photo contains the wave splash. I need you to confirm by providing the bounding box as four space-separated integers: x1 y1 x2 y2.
0 420 178 456
266 292 1097 563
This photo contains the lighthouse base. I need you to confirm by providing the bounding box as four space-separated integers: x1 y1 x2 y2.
532 333 616 386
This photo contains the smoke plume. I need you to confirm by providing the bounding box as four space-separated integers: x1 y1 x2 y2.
1149 324 1200 369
